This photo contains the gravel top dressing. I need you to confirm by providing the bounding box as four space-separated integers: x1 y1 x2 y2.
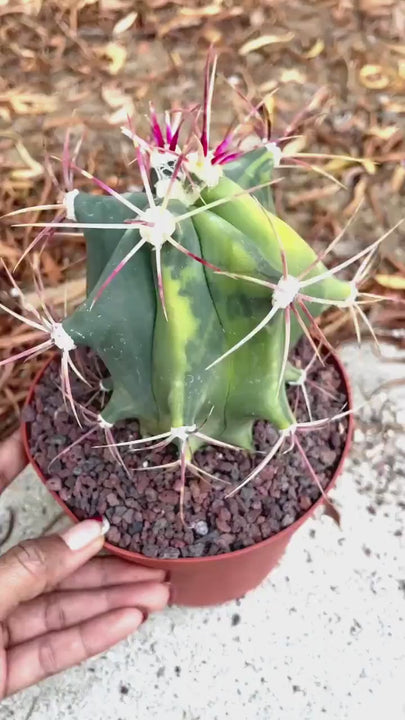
25 342 348 558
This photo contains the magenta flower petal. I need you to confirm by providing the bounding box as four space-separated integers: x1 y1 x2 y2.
149 102 165 148
217 151 244 165
213 133 233 159
169 121 183 151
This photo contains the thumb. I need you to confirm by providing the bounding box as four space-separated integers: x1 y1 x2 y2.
0 518 109 620
0 431 26 494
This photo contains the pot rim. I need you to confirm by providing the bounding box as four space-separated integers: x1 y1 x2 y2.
22 349 354 565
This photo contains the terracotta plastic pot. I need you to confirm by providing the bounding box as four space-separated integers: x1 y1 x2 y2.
22 351 353 608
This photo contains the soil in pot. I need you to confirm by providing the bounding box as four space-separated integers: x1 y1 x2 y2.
24 340 349 558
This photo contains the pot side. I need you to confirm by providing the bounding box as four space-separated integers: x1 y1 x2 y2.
22 352 354 607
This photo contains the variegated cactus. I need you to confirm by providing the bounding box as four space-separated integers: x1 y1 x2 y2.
61 166 354 446
2 53 399 495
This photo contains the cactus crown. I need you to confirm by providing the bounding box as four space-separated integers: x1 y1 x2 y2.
2 52 399 496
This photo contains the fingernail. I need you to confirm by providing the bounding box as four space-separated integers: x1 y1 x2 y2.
61 517 110 551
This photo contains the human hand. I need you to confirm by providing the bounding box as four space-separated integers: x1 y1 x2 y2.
0 430 26 493
0 434 169 699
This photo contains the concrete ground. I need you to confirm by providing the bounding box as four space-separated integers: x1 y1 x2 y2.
0 341 404 720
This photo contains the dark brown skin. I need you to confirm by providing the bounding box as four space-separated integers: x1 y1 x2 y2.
0 432 169 699
0 431 26 494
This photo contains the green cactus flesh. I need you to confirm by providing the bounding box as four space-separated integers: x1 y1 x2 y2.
62 148 352 453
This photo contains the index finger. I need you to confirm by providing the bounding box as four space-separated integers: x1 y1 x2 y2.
0 431 26 493
0 521 106 620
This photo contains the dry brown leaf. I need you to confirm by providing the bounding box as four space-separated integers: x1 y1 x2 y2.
168 50 182 69
145 0 177 6
323 500 341 528
158 15 202 37
0 364 13 393
326 157 376 175
288 184 339 208
202 26 222 44
95 43 127 75
250 8 265 27
279 68 306 84
0 329 45 351
101 84 134 113
258 79 279 93
24 277 86 311
381 101 405 113
376 274 405 290
0 0 42 14
359 64 390 90
0 242 20 260
304 39 325 59
11 140 43 180
239 32 295 56
99 0 128 9
9 43 36 59
368 124 398 140
107 105 135 125
0 90 58 115
70 0 97 7
386 43 405 56
112 11 137 36
283 137 307 156
181 3 222 17
344 176 368 216
263 92 276 118
391 165 405 192
0 107 10 122
41 251 63 284
359 0 394 16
